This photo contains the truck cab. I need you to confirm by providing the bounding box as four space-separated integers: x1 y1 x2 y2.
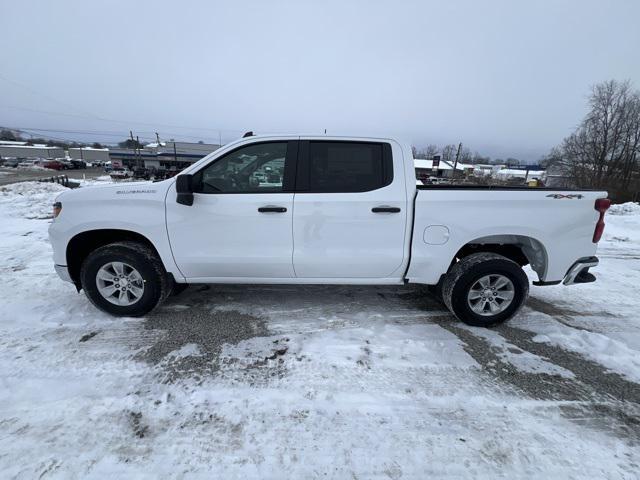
166 137 413 281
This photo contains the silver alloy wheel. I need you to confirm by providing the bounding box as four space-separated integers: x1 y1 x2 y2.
467 274 515 316
95 261 145 306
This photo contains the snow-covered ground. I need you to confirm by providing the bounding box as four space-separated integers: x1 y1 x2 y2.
1 180 639 478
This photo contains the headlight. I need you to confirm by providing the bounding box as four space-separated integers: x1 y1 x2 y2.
53 201 62 218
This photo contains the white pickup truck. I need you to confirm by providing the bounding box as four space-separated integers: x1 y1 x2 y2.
48 135 610 326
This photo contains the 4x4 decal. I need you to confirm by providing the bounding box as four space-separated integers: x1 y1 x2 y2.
546 193 584 199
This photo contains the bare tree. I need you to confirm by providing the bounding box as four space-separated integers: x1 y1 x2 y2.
473 152 491 164
424 144 439 159
550 80 640 200
442 144 456 162
413 144 440 159
460 147 473 164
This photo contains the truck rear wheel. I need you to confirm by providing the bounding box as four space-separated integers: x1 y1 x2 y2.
80 241 169 317
441 252 529 327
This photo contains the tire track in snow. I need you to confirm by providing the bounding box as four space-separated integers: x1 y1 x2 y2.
526 296 620 334
435 319 640 443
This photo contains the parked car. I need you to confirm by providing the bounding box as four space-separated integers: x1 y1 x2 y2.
152 170 179 181
109 167 131 180
49 134 610 326
2 158 20 168
152 169 171 181
133 167 151 180
17 159 39 168
43 160 66 171
68 159 87 169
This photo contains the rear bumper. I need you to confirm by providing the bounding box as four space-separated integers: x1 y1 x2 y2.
563 256 598 285
54 264 73 283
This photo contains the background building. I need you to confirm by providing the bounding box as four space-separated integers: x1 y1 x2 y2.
109 141 220 170
68 147 110 162
0 142 64 159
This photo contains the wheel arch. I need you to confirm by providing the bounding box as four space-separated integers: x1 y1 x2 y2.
66 229 163 287
452 234 548 280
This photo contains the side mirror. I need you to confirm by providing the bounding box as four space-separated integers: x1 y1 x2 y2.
176 174 194 206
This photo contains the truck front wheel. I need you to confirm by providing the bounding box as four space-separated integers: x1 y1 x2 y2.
441 252 529 327
80 241 169 317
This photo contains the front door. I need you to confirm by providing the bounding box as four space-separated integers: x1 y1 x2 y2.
292 140 407 278
166 140 297 279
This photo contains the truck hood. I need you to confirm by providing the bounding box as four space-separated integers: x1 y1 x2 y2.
55 179 173 203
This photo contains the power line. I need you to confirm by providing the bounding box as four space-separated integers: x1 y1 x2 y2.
0 103 243 134
0 125 232 148
0 125 224 144
9 126 222 142
3 126 134 138
1 125 150 144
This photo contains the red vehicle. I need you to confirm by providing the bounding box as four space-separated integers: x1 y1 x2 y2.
43 160 66 171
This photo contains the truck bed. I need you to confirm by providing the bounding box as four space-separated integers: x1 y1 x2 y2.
406 187 607 285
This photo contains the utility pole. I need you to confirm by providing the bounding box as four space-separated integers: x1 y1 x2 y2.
129 130 136 170
136 136 142 169
452 142 462 179
218 131 222 147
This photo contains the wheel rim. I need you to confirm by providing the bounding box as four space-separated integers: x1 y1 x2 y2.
95 261 145 306
467 274 515 316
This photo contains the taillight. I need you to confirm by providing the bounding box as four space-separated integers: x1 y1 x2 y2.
592 198 611 243
53 201 62 218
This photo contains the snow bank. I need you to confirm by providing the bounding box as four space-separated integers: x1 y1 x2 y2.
608 201 640 215
0 181 68 219
0 177 114 220
78 175 113 186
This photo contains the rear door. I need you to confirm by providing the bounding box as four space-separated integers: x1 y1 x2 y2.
166 140 297 279
292 140 407 278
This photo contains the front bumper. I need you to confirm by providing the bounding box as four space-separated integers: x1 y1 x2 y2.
54 264 73 283
563 256 599 285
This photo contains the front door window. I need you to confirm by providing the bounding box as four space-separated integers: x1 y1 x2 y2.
194 142 288 193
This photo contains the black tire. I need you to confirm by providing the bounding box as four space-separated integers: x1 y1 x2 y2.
442 252 529 327
80 241 170 317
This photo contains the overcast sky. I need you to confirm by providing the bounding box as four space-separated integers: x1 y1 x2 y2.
2 0 639 161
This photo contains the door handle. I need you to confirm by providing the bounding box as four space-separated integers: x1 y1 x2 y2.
258 206 287 213
372 206 401 213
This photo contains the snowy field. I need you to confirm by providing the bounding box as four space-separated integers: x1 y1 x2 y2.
1 180 640 479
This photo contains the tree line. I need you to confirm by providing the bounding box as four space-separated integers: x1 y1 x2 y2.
412 144 523 167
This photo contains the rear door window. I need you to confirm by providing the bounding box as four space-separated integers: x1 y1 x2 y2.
299 141 393 193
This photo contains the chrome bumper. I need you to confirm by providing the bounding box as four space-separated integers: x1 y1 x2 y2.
563 257 598 285
54 264 73 283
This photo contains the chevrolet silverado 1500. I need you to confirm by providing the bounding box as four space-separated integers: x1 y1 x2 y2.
48 135 610 326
